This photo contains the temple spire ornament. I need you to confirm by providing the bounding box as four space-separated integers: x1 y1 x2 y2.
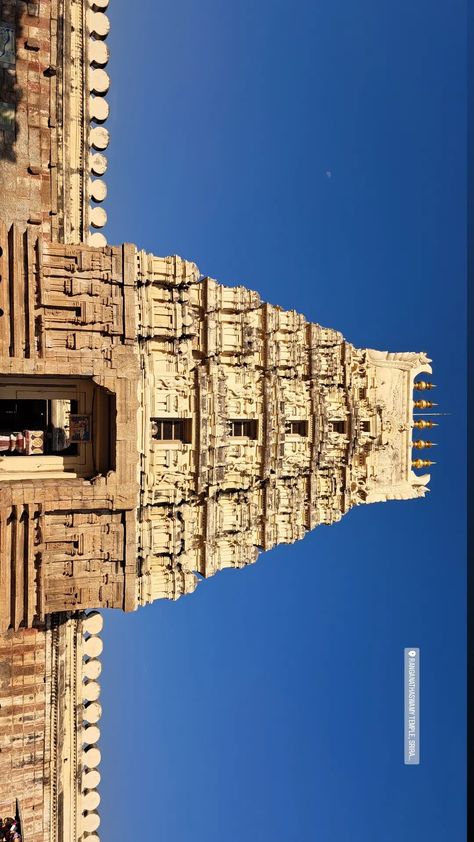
414 381 436 391
414 400 437 409
412 459 436 469
412 440 437 449
413 420 438 429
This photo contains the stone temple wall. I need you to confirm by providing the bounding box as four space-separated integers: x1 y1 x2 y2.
0 624 50 842
1 0 112 244
0 235 139 629
0 611 105 842
1 3 110 839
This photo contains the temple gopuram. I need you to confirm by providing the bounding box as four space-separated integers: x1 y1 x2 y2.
0 2 436 841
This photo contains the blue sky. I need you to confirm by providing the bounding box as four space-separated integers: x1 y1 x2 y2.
99 2 466 840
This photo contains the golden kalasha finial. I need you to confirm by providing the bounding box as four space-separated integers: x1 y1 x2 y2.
412 459 436 469
413 419 438 429
413 400 437 409
414 381 436 391
412 440 436 449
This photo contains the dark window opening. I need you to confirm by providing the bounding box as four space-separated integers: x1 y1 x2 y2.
330 420 346 435
359 387 367 400
151 418 192 443
229 420 258 439
361 420 371 433
285 420 308 436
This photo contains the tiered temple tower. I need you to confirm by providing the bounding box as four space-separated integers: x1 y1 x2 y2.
0 236 434 624
134 250 433 605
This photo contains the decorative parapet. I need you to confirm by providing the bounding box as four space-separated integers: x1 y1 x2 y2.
79 610 104 841
47 610 104 842
60 0 110 245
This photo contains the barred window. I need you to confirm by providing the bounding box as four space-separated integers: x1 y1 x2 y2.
229 420 258 439
151 418 191 443
285 420 308 436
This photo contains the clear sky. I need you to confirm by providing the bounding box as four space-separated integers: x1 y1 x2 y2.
99 2 466 840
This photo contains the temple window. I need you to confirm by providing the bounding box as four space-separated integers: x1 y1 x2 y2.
359 387 367 400
151 418 191 443
285 420 308 436
229 420 258 439
361 420 371 433
330 420 346 435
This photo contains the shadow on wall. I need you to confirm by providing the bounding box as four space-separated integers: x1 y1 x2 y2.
0 5 24 163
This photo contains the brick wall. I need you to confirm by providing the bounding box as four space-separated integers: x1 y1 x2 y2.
0 1 59 237
0 625 50 842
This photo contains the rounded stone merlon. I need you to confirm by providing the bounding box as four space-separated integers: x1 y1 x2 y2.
89 95 109 123
83 610 104 635
89 152 108 175
83 724 101 745
90 126 109 151
87 11 110 38
88 232 108 248
84 635 104 657
89 0 109 8
88 178 107 202
83 769 101 790
89 68 110 95
89 38 109 67
83 789 101 812
83 679 101 702
83 657 102 680
83 746 101 770
83 811 101 833
84 700 102 724
90 206 107 229
83 835 100 842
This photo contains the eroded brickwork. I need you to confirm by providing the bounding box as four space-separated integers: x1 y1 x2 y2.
0 625 50 842
0 1 59 236
0 614 105 842
0 0 108 243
